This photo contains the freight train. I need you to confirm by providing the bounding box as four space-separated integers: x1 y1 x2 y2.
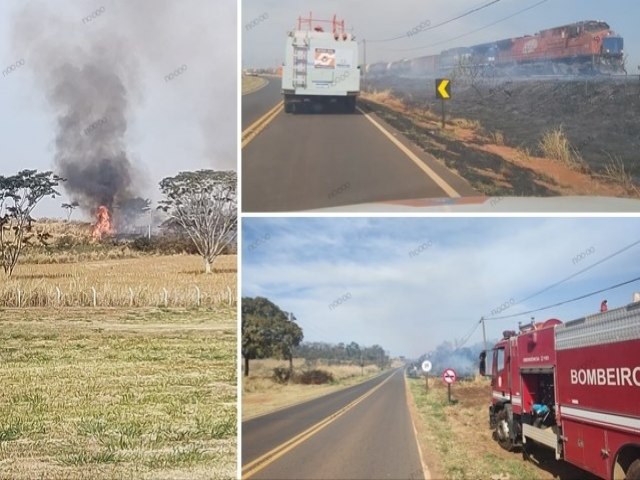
368 20 625 77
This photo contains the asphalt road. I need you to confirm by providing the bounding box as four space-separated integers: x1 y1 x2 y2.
242 369 426 479
241 78 478 212
242 76 282 130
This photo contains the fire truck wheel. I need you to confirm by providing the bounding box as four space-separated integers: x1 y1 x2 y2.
627 459 640 480
496 408 515 451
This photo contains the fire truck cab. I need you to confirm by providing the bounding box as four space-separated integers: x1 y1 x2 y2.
479 302 640 480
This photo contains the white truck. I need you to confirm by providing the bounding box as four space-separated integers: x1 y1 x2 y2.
282 15 360 113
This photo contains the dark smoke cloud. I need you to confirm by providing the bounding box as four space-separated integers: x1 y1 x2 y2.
51 61 135 209
12 0 236 217
12 1 141 212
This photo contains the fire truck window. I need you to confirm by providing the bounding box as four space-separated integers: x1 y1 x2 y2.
496 348 505 373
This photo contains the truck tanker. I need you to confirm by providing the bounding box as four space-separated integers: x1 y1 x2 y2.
282 14 360 113
479 299 640 479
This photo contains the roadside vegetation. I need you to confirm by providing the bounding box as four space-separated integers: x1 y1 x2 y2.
0 308 236 479
243 358 384 419
407 376 539 480
242 74 267 95
407 376 588 480
361 86 640 199
241 296 393 418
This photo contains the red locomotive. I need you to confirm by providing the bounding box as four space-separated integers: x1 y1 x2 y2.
369 20 625 77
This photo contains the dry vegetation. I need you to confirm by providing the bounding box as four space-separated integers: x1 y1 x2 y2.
241 75 267 95
407 376 591 480
361 89 639 199
538 126 586 171
1 254 236 308
0 308 236 479
242 358 382 419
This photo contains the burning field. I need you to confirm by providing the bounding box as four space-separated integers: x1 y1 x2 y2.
363 76 640 198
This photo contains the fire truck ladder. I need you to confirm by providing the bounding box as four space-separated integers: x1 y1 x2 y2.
292 41 308 89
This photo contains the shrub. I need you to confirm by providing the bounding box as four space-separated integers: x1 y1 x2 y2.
296 369 334 385
272 367 292 384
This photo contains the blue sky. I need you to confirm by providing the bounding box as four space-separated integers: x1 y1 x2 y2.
0 0 236 219
243 0 640 69
243 217 640 357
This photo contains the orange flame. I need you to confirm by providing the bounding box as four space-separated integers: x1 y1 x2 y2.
91 205 114 240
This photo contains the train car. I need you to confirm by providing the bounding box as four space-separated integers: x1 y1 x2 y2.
408 54 440 77
494 20 624 74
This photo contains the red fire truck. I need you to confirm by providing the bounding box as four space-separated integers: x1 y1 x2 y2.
479 301 640 479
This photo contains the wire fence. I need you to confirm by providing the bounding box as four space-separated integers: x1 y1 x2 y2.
0 284 236 308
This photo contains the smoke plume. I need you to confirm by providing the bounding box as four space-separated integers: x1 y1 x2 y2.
12 2 141 213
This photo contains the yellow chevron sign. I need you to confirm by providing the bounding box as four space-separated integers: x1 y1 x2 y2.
436 78 451 100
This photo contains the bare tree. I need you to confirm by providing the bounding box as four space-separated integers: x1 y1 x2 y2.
61 201 79 221
0 170 63 277
158 170 236 274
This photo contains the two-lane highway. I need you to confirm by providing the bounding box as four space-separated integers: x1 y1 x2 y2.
241 77 478 212
242 368 428 479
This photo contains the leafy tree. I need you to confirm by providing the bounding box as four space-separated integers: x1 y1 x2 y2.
158 170 236 274
61 201 79 221
275 313 304 373
0 170 63 276
241 296 304 376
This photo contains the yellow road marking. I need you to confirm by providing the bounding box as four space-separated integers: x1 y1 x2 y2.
357 108 461 198
242 370 398 479
242 101 283 148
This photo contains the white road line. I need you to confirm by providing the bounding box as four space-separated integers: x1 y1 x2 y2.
358 107 461 198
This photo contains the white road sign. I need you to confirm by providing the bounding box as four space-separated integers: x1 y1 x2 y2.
421 360 432 373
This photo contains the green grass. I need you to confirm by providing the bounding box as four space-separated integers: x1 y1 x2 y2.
0 308 236 479
407 378 539 480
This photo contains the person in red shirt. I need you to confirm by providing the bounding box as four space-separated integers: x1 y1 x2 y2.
600 300 608 312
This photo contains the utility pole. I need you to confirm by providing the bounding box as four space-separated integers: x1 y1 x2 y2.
481 317 487 352
362 39 367 88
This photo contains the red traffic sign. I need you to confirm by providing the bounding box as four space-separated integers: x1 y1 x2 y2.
442 368 457 384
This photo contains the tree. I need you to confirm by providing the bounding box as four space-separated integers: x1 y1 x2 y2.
0 170 63 276
241 296 304 376
275 313 304 373
61 201 79 221
158 170 236 274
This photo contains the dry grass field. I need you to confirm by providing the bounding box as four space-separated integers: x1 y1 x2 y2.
0 255 236 308
242 358 383 419
0 308 237 480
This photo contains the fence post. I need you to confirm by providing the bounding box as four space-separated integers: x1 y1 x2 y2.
17 288 21 308
91 286 97 307
227 285 233 305
129 287 134 307
195 286 201 307
56 286 62 306
162 288 168 307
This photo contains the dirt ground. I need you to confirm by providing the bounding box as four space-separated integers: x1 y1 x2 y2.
365 75 640 198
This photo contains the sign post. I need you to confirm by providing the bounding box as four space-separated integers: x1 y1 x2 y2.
435 78 451 129
421 360 432 392
442 367 457 404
